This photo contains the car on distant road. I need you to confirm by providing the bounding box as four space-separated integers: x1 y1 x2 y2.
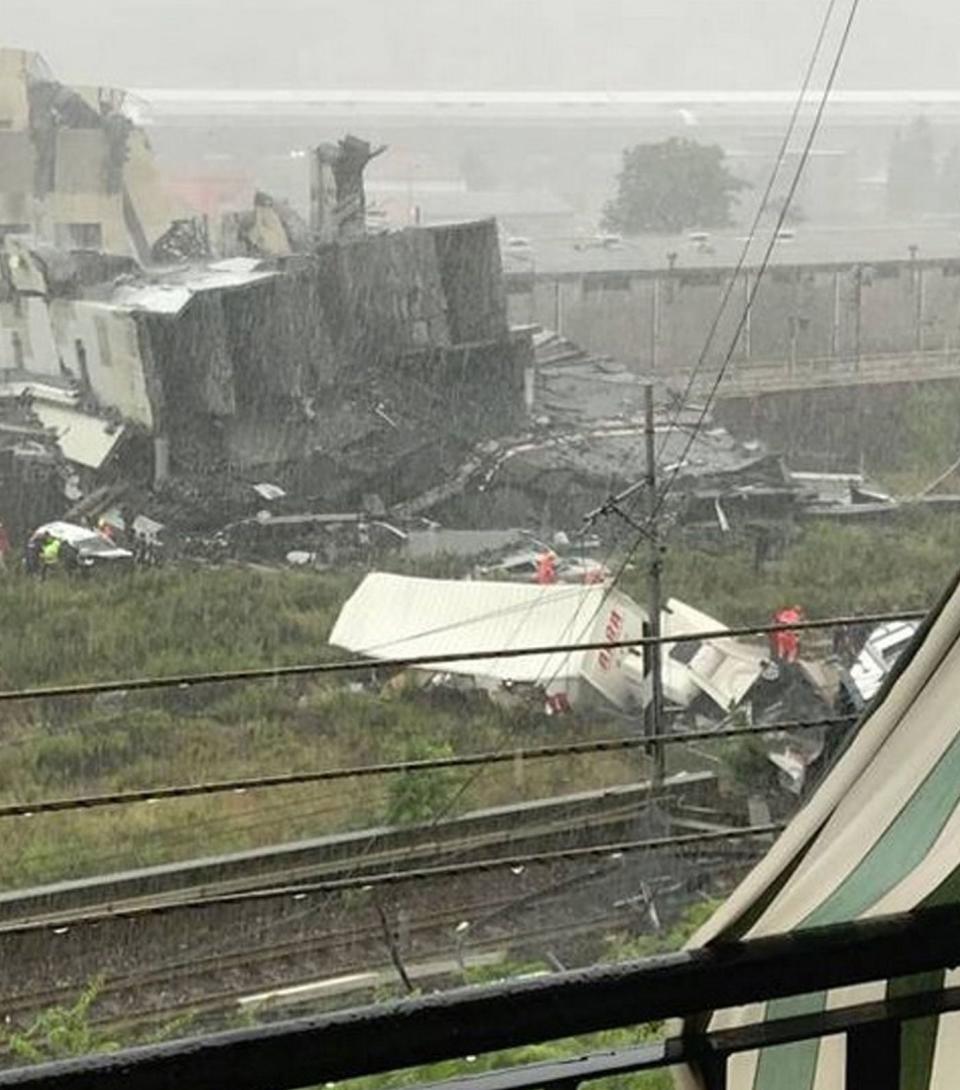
596 232 623 248
574 233 623 251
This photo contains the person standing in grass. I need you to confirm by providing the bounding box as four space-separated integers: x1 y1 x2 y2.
39 533 61 580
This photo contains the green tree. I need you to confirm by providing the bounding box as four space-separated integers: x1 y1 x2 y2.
384 735 463 826
603 138 748 235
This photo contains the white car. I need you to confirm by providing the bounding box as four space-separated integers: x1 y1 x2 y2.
33 521 133 570
843 620 919 708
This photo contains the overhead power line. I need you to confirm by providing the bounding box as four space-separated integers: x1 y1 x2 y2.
0 607 924 705
0 823 783 937
655 0 842 454
0 716 854 819
645 0 864 532
586 0 864 653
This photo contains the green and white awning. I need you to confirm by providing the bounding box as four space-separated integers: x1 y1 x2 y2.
679 573 960 1090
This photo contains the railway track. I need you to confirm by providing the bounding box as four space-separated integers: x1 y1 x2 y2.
0 773 767 1043
1 863 748 1045
0 773 717 926
0 844 762 1035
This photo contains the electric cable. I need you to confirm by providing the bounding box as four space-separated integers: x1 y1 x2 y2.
640 0 865 542
0 715 854 819
0 606 921 704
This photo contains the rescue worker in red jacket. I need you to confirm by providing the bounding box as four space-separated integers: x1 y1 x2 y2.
770 605 804 663
535 550 558 585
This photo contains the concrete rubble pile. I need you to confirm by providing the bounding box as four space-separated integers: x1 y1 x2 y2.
0 47 531 547
0 46 899 567
395 327 815 537
0 224 526 535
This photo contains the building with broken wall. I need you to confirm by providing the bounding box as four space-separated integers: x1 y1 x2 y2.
0 48 182 261
0 217 526 517
129 216 522 504
0 47 527 525
0 237 151 538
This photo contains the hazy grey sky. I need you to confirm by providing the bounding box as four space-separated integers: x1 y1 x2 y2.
5 0 960 91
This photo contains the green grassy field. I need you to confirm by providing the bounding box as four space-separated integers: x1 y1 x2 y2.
0 515 956 888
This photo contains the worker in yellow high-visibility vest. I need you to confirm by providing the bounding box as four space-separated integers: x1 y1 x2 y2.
39 534 61 580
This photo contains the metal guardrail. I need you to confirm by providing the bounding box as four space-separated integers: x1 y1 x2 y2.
2 904 960 1090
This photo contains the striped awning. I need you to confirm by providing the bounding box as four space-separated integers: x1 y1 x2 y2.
678 573 960 1090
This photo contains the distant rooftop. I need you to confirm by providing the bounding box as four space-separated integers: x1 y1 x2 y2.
131 88 960 125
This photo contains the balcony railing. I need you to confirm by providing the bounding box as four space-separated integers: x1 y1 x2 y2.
1 904 959 1090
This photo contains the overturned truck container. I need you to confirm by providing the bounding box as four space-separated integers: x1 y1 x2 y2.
330 573 767 718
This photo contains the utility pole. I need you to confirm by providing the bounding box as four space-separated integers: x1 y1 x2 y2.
643 383 666 787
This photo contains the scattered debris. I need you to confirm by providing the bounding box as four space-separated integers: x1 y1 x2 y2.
475 548 608 585
791 470 897 520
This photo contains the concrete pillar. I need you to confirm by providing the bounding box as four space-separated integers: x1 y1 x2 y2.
309 147 339 245
310 135 386 243
832 271 841 358
650 275 661 373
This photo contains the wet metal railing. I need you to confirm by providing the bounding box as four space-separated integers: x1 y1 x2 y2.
1 904 959 1090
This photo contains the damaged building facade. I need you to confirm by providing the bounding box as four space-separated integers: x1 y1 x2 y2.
0 48 527 534
126 218 524 502
0 48 181 260
1 221 525 516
